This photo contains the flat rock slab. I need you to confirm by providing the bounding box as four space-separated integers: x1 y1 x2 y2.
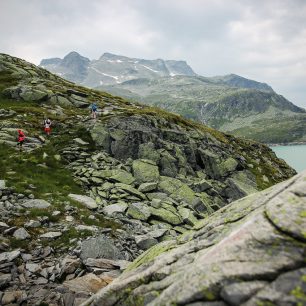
73 138 89 145
84 258 131 270
0 250 21 264
21 199 51 209
68 194 98 210
63 273 113 294
75 225 98 232
39 231 62 239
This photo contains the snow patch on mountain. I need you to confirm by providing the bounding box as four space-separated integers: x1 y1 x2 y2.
140 65 159 73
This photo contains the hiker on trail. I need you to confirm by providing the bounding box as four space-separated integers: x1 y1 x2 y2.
90 103 98 119
43 118 52 136
17 129 25 151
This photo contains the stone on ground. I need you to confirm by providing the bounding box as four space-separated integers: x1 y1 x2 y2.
68 194 98 210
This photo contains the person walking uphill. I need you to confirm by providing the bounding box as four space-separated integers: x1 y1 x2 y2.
43 118 52 136
90 103 98 119
17 129 25 151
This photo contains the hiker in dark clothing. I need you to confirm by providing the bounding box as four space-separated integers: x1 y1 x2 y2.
90 103 98 119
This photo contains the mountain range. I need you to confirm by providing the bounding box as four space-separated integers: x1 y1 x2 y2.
40 52 306 143
40 51 196 87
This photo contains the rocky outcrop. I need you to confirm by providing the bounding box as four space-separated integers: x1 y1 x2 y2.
84 169 306 306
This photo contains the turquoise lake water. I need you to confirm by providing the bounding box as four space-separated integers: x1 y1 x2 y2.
271 145 306 173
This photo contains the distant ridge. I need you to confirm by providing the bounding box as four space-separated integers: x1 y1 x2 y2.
40 51 306 143
40 52 196 87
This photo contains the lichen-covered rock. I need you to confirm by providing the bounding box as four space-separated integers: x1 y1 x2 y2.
132 159 160 184
91 123 111 151
224 171 258 200
103 203 128 216
127 202 151 221
68 194 97 210
92 169 135 185
84 169 306 306
114 183 146 200
177 207 198 226
138 142 160 162
149 207 182 225
138 182 158 193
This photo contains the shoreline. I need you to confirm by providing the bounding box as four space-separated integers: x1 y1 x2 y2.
268 142 306 147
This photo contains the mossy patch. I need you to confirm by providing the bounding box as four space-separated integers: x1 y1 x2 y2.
290 286 306 302
125 240 177 272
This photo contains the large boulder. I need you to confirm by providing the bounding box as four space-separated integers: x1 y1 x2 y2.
159 151 178 177
84 169 306 306
90 123 111 152
158 176 199 207
132 159 160 184
20 87 48 101
224 171 258 201
80 235 123 261
138 142 160 162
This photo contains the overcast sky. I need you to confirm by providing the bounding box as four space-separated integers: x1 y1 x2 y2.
1 0 306 107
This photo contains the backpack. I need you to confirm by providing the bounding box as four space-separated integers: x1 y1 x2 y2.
44 119 51 128
91 104 97 111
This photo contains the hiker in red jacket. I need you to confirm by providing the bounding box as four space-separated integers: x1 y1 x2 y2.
43 118 52 136
17 129 25 151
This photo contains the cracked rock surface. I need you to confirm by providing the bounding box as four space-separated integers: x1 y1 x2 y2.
84 169 306 306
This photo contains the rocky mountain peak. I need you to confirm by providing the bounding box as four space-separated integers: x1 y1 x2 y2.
61 51 90 68
99 52 129 61
40 57 62 66
40 51 196 87
219 73 274 92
